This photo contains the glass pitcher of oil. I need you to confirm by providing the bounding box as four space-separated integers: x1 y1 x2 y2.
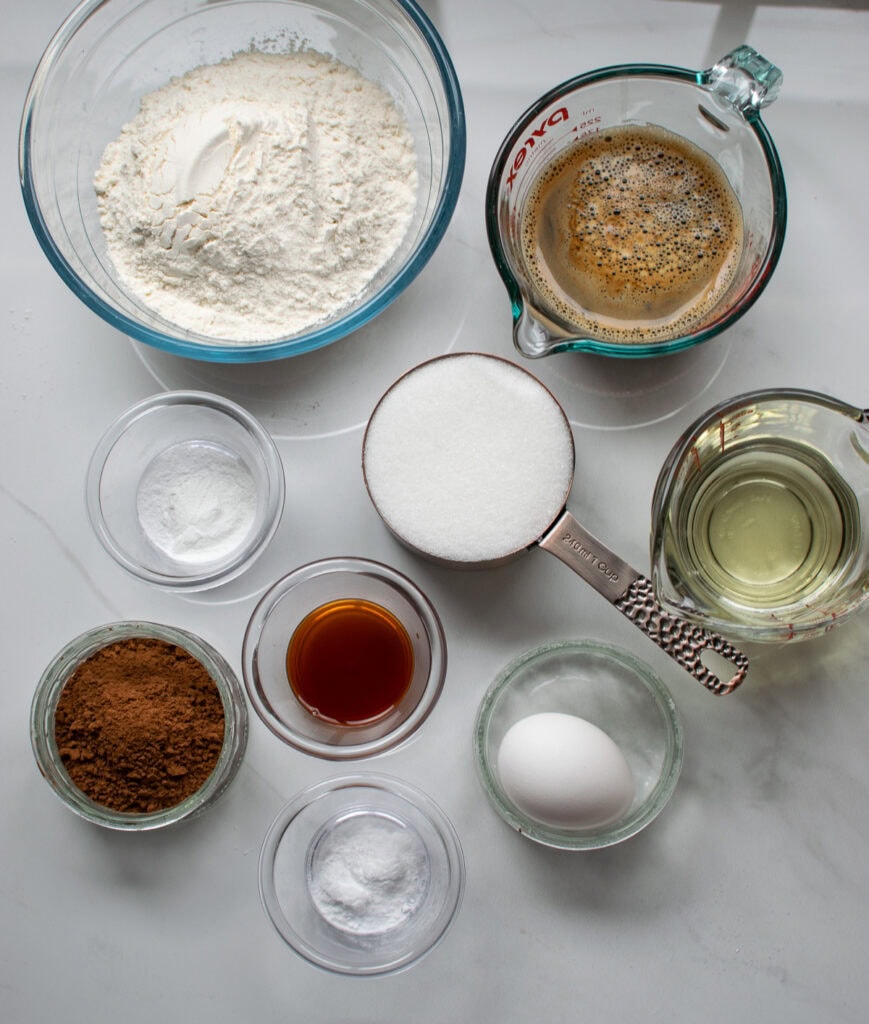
651 389 869 642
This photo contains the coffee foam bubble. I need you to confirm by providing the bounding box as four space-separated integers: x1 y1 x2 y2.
520 124 744 343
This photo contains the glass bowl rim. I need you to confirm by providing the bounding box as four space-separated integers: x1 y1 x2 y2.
241 556 448 759
484 60 787 359
18 0 467 364
30 620 249 831
85 389 285 589
473 638 684 850
258 771 465 975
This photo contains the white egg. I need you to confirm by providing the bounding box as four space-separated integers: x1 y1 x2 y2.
497 712 634 830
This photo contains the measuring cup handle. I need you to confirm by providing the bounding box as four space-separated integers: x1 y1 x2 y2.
539 509 748 694
614 576 749 695
703 45 783 112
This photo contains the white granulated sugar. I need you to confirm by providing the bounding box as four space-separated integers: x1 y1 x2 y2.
94 49 418 342
136 440 258 565
363 354 575 562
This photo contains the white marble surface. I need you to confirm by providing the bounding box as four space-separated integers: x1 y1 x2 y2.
3 1 869 1021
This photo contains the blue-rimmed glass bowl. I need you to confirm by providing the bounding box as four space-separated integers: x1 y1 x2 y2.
19 0 465 363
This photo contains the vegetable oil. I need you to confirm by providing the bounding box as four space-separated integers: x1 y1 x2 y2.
671 439 860 612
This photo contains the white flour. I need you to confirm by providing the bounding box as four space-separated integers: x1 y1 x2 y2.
95 50 418 342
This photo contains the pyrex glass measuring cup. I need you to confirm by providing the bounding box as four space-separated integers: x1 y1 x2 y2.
363 353 749 694
651 389 869 642
486 46 786 359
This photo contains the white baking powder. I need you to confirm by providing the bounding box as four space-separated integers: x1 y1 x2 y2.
363 354 576 562
308 813 430 935
136 441 258 565
95 49 418 342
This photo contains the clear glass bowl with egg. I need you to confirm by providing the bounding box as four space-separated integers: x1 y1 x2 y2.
474 640 684 850
86 390 285 589
30 621 248 831
19 0 465 362
242 557 447 759
258 773 465 975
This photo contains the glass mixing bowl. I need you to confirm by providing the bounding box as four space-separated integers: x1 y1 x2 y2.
19 0 465 363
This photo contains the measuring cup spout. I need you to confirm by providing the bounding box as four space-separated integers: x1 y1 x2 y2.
514 302 576 359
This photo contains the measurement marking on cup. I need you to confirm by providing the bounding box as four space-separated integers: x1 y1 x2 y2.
507 108 569 187
561 532 620 583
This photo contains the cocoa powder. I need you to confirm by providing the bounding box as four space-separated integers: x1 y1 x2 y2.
54 636 225 814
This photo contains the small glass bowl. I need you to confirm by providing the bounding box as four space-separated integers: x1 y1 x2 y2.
474 640 683 850
259 773 465 976
242 558 446 759
86 390 284 590
20 0 465 362
30 621 248 831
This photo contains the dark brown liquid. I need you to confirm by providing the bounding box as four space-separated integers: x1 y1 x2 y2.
520 123 744 343
286 598 414 726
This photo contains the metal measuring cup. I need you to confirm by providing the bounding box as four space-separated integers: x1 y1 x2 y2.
363 353 748 695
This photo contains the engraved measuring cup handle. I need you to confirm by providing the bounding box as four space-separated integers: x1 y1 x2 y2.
538 509 749 695
703 45 783 112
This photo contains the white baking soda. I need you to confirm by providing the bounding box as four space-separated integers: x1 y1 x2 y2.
363 354 575 562
136 440 258 565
